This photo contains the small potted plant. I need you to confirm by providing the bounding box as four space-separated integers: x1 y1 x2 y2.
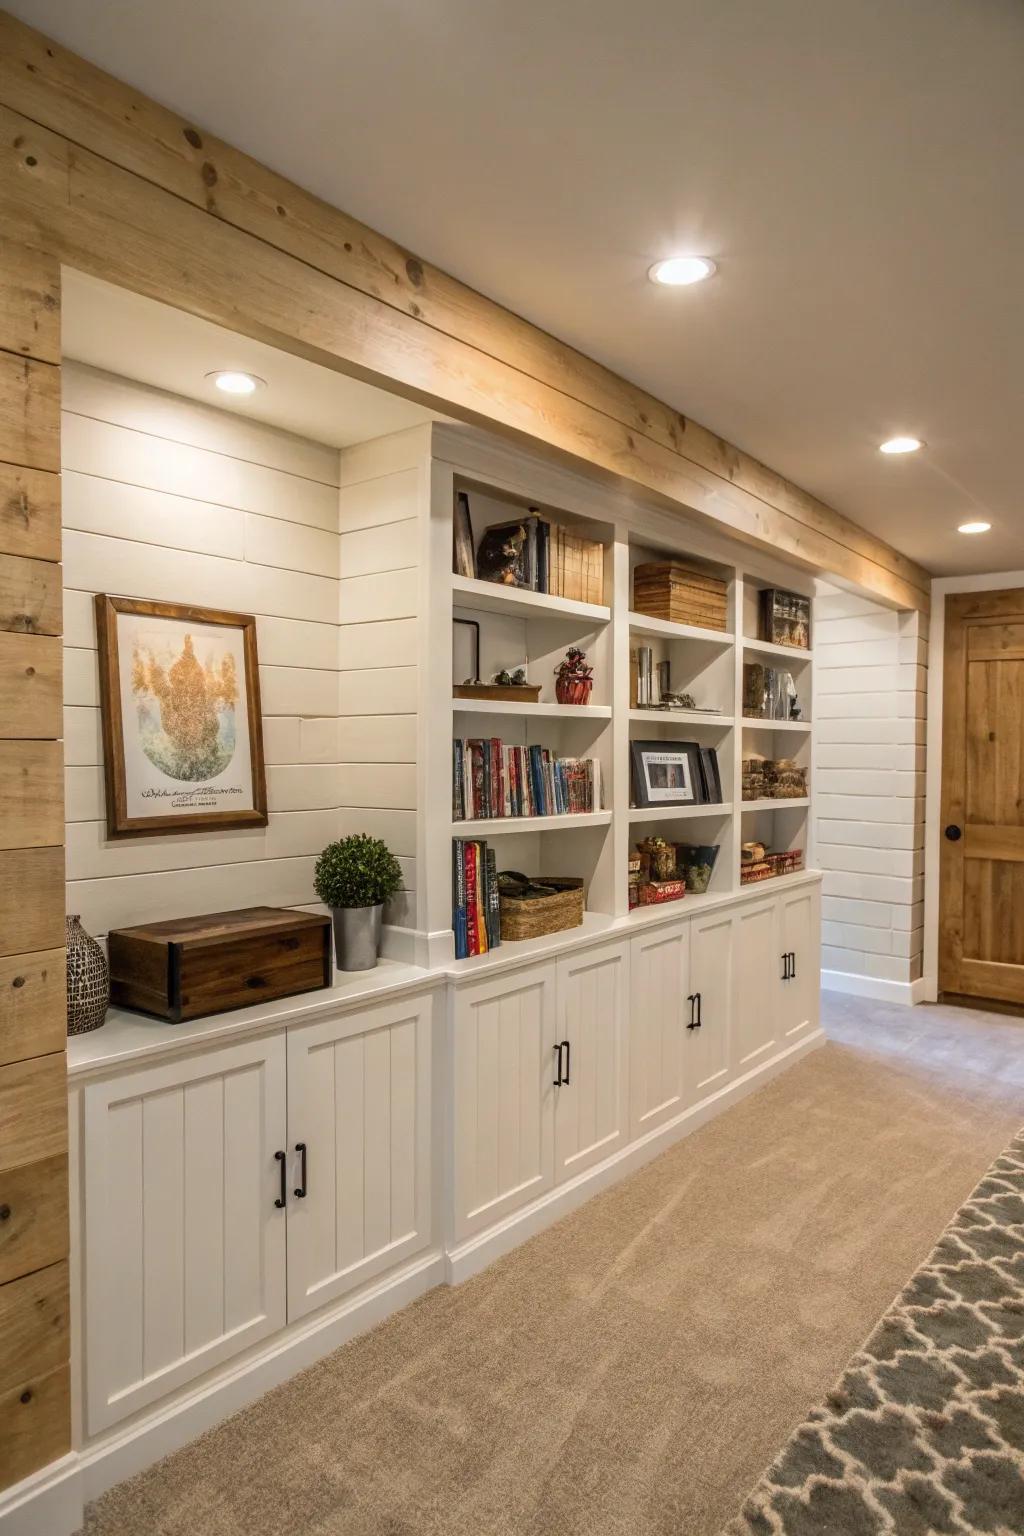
314 834 403 972
554 646 594 706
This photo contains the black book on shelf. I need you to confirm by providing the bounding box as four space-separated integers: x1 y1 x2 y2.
699 746 723 804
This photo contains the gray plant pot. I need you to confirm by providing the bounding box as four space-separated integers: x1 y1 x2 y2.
331 903 383 972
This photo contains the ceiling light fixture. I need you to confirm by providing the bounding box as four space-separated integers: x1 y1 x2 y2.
648 256 716 287
958 520 991 535
207 370 265 396
878 435 923 455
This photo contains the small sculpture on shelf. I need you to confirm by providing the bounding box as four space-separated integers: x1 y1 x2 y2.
554 647 594 706
493 667 528 688
66 914 109 1036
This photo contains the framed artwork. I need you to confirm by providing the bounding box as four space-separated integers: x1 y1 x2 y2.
95 595 268 838
453 490 476 578
630 739 704 808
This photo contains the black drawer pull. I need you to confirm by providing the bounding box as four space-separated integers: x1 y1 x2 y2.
686 992 702 1029
552 1043 562 1087
553 1040 571 1085
274 1149 287 1209
294 1142 308 1199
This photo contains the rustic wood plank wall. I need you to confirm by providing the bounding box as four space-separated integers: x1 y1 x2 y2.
0 234 69 1489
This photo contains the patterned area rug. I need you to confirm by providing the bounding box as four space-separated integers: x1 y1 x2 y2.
725 1130 1024 1536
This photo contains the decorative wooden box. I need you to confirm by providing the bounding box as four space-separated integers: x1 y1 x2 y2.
108 907 333 1022
632 561 728 631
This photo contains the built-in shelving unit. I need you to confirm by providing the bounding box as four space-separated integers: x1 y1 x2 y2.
425 428 817 967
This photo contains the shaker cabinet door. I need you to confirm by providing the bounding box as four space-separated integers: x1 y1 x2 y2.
629 921 689 1139
286 990 434 1321
684 910 734 1108
452 964 557 1242
779 887 820 1042
554 941 629 1183
733 897 781 1071
83 1034 287 1433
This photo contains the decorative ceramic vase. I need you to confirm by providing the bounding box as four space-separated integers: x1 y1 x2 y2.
555 676 593 706
66 914 109 1036
331 903 383 972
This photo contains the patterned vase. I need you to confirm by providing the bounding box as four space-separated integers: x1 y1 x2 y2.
66 914 109 1036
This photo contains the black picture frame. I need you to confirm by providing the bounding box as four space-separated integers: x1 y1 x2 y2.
453 490 476 578
630 739 704 808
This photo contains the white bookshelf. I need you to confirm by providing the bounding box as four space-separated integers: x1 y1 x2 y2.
420 424 818 966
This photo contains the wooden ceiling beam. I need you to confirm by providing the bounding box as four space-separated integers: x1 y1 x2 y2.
0 10 929 610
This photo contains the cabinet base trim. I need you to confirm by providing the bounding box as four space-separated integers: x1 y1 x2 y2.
821 969 927 1007
0 1454 81 1536
446 1028 826 1286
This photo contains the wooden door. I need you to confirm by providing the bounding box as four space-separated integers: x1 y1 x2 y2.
733 897 781 1071
779 886 820 1041
684 910 734 1107
83 1035 287 1433
941 589 1024 1003
554 941 629 1183
451 964 556 1241
629 920 689 1138
286 991 433 1321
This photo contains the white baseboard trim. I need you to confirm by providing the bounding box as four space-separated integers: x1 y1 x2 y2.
0 1455 81 1536
821 969 928 1007
445 1027 826 1286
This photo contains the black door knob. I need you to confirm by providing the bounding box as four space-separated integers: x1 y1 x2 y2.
944 825 962 842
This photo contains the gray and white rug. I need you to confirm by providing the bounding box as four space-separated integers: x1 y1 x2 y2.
725 1130 1024 1536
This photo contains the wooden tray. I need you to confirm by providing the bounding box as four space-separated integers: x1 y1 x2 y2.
453 683 542 703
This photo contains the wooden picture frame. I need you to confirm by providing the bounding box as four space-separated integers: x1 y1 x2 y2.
95 595 268 838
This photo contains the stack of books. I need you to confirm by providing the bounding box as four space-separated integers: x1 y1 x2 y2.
632 561 728 630
475 511 604 604
453 738 602 820
452 839 501 959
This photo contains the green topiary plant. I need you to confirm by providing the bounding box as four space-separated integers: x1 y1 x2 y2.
314 835 403 910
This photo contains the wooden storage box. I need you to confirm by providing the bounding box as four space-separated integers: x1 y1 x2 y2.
498 877 584 941
632 561 728 630
108 907 332 1022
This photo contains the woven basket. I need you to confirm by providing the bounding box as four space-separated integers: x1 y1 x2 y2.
499 876 584 941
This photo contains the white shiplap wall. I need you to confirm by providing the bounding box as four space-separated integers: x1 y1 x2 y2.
62 364 416 942
814 589 927 1000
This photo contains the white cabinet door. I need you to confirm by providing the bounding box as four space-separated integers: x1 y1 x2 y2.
452 963 556 1242
554 941 629 1183
83 1034 287 1433
733 897 782 1072
684 909 734 1107
286 990 433 1321
779 886 821 1042
629 921 689 1139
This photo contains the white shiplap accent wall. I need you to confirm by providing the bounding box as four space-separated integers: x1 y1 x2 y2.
335 429 428 933
814 589 927 1000
61 363 412 941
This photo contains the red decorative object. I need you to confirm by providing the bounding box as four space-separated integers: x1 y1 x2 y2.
637 878 687 905
554 646 594 706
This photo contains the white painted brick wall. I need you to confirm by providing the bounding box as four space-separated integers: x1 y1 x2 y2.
814 591 928 989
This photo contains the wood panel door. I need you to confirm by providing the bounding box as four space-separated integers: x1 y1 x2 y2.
629 921 689 1139
286 991 433 1321
684 910 734 1108
554 941 629 1183
83 1035 287 1433
451 964 556 1242
941 589 1024 1003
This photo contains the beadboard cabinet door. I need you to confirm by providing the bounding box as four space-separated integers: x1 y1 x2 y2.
554 941 629 1183
286 991 433 1320
732 897 781 1072
779 886 821 1043
83 1034 287 1433
629 921 689 1139
684 910 735 1107
452 963 556 1242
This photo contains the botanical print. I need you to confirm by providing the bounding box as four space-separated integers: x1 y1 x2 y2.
97 595 267 836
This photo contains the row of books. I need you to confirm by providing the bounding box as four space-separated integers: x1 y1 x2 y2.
453 738 602 821
452 839 501 959
468 503 605 605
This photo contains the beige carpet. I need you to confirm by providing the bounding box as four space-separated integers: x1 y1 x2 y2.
84 995 1024 1536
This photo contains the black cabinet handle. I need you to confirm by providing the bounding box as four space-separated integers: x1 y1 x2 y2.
781 953 790 981
563 1039 571 1086
553 1040 571 1084
686 992 702 1029
274 1149 287 1209
294 1142 308 1199
553 1043 562 1086
790 951 797 979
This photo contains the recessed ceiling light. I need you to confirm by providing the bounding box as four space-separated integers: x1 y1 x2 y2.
206 370 265 395
958 520 991 535
878 436 923 454
648 256 717 287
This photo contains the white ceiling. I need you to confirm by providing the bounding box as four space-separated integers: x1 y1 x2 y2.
60 270 438 448
14 0 1024 577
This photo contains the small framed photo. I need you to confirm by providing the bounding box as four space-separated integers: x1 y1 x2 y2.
630 740 704 808
95 595 268 838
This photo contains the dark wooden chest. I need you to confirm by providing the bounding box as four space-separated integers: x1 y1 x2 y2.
108 906 332 1022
